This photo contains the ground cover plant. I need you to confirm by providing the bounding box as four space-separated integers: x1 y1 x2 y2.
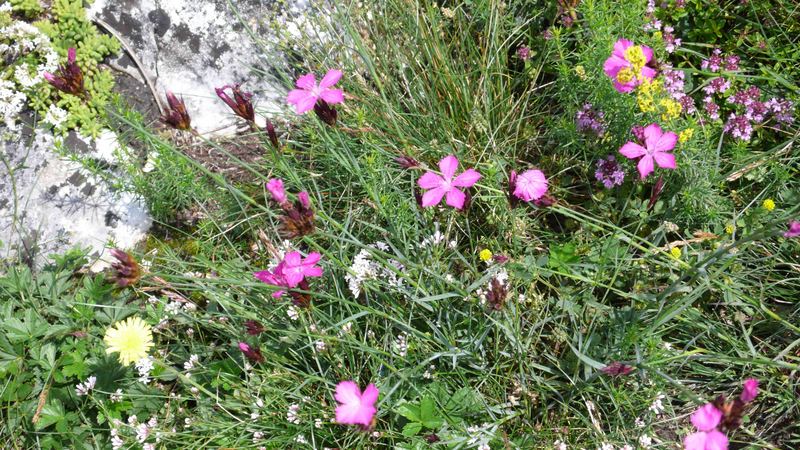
1 0 799 449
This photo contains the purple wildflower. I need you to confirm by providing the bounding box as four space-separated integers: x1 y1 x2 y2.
662 68 685 99
663 26 681 53
745 101 768 122
724 113 753 141
517 46 531 61
766 98 794 126
724 55 740 71
702 48 723 72
704 98 721 120
576 103 606 136
703 77 731 96
679 95 697 114
595 155 625 188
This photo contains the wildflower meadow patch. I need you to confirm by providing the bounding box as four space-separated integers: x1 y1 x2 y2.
1 0 799 449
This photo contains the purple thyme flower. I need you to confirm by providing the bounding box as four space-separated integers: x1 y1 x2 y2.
704 97 721 120
724 113 753 141
576 103 607 136
663 26 681 53
595 155 625 188
517 46 531 61
679 94 697 114
724 55 740 71
745 100 769 122
702 48 723 72
703 77 731 96
662 67 685 99
766 98 795 126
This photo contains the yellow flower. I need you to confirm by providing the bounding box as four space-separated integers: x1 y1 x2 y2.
679 128 694 143
670 247 682 259
104 316 154 365
638 96 656 113
725 224 735 235
575 65 587 80
653 31 663 40
660 98 682 121
762 198 775 211
616 67 634 84
624 45 646 72
479 249 493 262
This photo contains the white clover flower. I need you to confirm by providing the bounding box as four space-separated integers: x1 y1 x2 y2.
184 354 199 371
553 440 567 450
287 403 300 424
638 434 653 448
135 357 155 384
315 340 326 351
110 389 123 402
287 305 300 320
75 376 97 396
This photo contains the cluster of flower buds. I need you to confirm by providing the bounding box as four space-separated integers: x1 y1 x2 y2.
161 91 192 130
266 178 315 239
109 249 141 288
601 361 635 377
43 48 84 96
244 320 265 336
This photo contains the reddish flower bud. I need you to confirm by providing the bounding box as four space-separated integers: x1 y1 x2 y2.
238 342 264 363
313 99 338 126
601 361 635 376
109 248 141 288
161 91 192 130
394 155 420 169
533 193 556 207
648 175 665 211
215 84 255 122
265 119 280 150
43 47 85 96
244 320 265 336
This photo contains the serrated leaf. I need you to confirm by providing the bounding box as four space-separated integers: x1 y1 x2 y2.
35 399 66 430
402 421 422 437
396 403 421 422
419 397 443 429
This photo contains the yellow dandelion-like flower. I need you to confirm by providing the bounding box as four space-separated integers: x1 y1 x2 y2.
679 128 694 143
762 198 775 212
104 316 153 366
479 249 493 262
725 224 735 235
670 247 682 259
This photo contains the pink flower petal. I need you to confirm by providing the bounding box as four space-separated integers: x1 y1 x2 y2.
640 65 658 81
613 39 633 58
653 151 676 169
320 88 344 104
684 432 709 450
705 430 729 450
284 251 302 267
643 123 664 149
295 94 318 114
641 45 654 63
418 172 444 189
287 89 309 105
304 252 322 265
421 187 446 207
360 383 379 407
619 142 647 159
295 73 316 90
691 404 723 432
741 378 759 403
438 155 459 180
452 168 482 188
319 69 342 88
445 189 466 209
654 131 678 153
513 169 548 201
303 266 323 278
613 80 636 93
637 154 655 179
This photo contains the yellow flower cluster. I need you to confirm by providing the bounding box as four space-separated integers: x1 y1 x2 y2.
479 249 493 262
617 67 634 84
624 45 647 73
679 128 694 143
762 198 776 211
670 246 682 259
660 98 682 121
636 79 662 113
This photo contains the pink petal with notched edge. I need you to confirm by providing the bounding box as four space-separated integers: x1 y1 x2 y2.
705 430 729 450
653 151 676 169
304 252 321 265
514 169 548 201
418 172 444 189
320 89 344 104
613 80 636 93
421 187 446 207
684 432 709 450
438 155 459 180
654 131 678 153
643 123 664 149
283 251 302 267
637 155 655 179
619 142 647 159
445 189 466 209
360 384 379 406
452 168 481 188
319 69 342 88
613 39 633 58
295 73 316 89
691 404 723 432
641 45 654 63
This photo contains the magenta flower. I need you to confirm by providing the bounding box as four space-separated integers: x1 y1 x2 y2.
43 48 84 96
238 342 264 363
286 69 344 114
281 251 323 287
603 39 656 93
417 155 481 209
511 169 548 202
740 378 759 403
334 381 379 427
254 262 290 298
266 178 288 205
215 84 255 122
684 430 728 450
784 220 800 238
619 123 677 179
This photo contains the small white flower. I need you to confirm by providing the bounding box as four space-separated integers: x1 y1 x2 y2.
314 418 323 428
190 387 199 395
184 354 199 371
621 446 634 450
110 389 123 402
649 393 666 415
287 305 300 321
638 434 653 448
136 423 150 443
75 376 97 396
295 435 307 444
599 444 614 450
135 357 155 384
143 444 155 450
252 431 264 442
287 403 301 424
553 440 567 450
315 340 326 352
635 416 645 428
